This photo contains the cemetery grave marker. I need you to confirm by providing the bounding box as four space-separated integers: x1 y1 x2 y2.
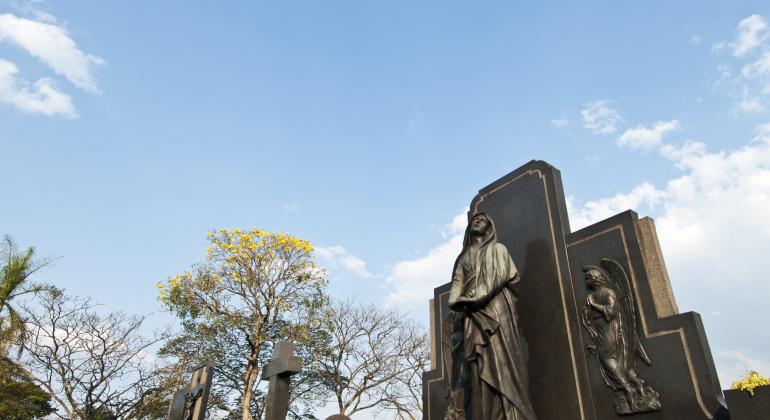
261 341 302 420
167 362 214 420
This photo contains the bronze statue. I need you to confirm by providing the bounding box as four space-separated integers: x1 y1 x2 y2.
447 212 537 420
580 259 662 415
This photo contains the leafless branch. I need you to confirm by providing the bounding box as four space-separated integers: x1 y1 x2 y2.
19 292 166 419
322 299 428 418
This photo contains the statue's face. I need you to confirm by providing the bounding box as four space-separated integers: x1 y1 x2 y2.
470 215 489 235
585 270 603 288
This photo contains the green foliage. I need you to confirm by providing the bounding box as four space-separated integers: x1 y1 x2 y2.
0 235 56 355
158 229 332 419
731 371 770 396
0 356 55 419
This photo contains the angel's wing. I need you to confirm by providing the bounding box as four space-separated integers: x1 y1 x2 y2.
601 258 652 366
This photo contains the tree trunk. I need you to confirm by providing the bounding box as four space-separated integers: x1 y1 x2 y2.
242 353 259 420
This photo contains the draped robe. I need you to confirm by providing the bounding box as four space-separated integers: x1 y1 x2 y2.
448 215 537 420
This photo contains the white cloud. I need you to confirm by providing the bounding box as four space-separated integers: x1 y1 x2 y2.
712 14 770 113
573 122 770 267
740 51 770 79
0 13 104 93
617 120 681 150
581 100 623 134
739 89 765 113
441 210 468 238
0 58 76 117
385 210 467 306
550 116 569 128
11 0 59 24
690 34 702 46
282 202 299 213
385 230 463 305
0 11 102 117
315 245 371 278
568 182 665 231
731 14 768 57
754 122 770 141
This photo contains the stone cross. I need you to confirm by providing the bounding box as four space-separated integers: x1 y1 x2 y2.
261 341 302 420
167 362 214 420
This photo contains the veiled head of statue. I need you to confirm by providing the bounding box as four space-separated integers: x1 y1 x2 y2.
464 212 497 248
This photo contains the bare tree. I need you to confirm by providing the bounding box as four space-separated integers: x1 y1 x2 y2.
321 299 428 418
158 317 330 420
20 292 166 419
378 330 429 420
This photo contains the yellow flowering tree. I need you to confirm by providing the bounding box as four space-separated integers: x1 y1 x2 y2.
731 371 770 396
158 229 330 420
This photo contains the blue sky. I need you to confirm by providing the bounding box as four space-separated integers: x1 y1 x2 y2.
3 0 770 417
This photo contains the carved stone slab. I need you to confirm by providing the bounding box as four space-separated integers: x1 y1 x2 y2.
422 160 728 420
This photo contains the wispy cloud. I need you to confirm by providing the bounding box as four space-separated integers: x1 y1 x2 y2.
282 202 299 213
617 120 681 151
0 58 76 117
385 210 466 307
316 245 372 278
11 0 59 24
0 13 104 92
567 182 664 230
712 14 770 113
581 100 623 134
407 109 425 133
550 116 569 129
716 14 769 57
0 11 103 116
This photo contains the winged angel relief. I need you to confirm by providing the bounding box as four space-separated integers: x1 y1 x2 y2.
580 259 662 415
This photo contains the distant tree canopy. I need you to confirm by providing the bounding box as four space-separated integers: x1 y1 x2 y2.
0 356 55 419
0 230 430 419
158 229 331 420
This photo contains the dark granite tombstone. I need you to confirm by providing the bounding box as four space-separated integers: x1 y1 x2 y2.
166 362 214 420
723 385 770 419
423 160 728 420
324 415 352 420
261 341 302 420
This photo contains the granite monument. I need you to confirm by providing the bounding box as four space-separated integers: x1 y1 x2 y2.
423 160 728 420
